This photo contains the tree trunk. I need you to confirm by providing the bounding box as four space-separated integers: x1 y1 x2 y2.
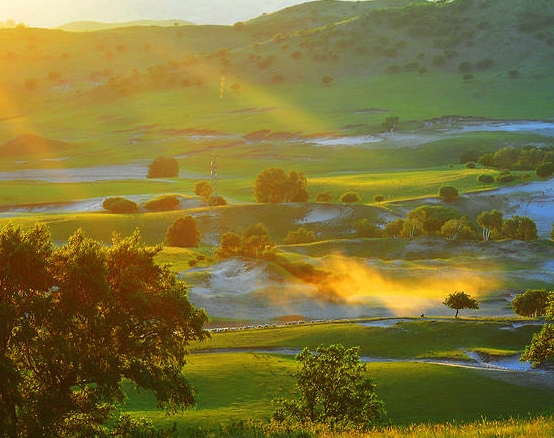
455 309 459 318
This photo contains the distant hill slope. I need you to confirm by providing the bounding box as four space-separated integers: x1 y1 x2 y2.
58 19 195 32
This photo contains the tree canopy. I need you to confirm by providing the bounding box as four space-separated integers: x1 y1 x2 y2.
512 289 550 318
254 167 308 203
147 156 179 178
521 293 554 367
0 223 209 438
443 291 479 318
273 344 386 428
165 215 201 247
216 223 275 259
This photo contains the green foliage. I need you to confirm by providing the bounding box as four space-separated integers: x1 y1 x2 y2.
477 174 494 184
356 219 381 238
147 156 179 178
477 209 503 241
165 216 200 248
382 116 399 132
340 192 361 203
502 215 538 240
143 195 180 211
315 192 333 203
103 197 139 213
438 185 459 202
522 291 554 367
407 205 463 236
193 181 213 201
512 289 550 318
216 223 275 259
536 161 554 178
254 168 308 203
284 227 315 245
273 344 386 428
443 291 479 318
0 223 208 438
440 217 477 240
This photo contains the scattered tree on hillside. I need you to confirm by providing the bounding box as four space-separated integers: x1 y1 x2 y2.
340 192 360 203
357 219 381 238
102 196 139 213
273 344 386 428
502 215 538 241
536 162 554 178
165 216 200 247
512 289 550 318
0 224 208 438
374 195 385 205
147 156 179 178
143 194 180 211
438 185 459 202
443 291 479 318
321 75 334 86
477 209 503 241
216 223 275 259
284 227 315 245
315 191 332 203
194 180 213 203
385 218 404 238
440 217 477 240
521 293 554 367
254 167 308 203
382 116 399 133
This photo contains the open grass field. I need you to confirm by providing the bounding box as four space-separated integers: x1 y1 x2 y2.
117 319 553 434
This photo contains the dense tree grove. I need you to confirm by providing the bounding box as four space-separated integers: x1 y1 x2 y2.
0 223 209 438
460 146 554 172
273 344 386 428
254 167 308 203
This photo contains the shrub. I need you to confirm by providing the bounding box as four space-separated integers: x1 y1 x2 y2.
102 197 139 213
438 186 459 202
477 174 494 184
340 192 360 203
284 227 315 245
147 156 179 178
465 162 476 169
143 195 180 211
495 171 516 183
315 192 332 203
536 162 554 178
357 219 381 238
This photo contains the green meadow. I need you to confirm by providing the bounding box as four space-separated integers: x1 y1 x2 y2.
2 0 554 434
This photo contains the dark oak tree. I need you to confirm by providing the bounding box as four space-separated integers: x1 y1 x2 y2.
0 223 209 438
166 215 201 247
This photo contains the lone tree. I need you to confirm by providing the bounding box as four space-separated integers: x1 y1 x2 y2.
166 215 201 247
0 223 209 438
273 344 386 428
443 291 479 318
147 156 179 178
